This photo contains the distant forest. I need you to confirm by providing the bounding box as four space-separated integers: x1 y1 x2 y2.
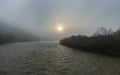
60 27 120 56
0 21 40 45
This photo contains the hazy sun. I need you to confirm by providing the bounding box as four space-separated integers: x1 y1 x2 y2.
55 23 64 32
57 26 63 32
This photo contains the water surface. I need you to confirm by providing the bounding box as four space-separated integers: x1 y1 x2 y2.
0 42 120 75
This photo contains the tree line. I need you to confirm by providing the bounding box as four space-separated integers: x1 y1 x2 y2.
0 21 39 45
60 27 120 56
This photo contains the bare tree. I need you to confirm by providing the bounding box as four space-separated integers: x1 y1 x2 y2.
93 27 108 36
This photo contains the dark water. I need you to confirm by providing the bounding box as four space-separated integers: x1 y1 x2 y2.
0 42 120 75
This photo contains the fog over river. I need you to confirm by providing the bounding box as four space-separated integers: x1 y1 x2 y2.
0 42 120 75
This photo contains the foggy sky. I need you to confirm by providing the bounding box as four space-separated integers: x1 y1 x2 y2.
0 0 120 40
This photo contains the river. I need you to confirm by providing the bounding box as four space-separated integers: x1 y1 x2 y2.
0 41 120 75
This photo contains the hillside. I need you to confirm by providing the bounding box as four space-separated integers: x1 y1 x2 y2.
0 21 40 44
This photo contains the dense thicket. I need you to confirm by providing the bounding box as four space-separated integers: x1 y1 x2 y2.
60 27 120 56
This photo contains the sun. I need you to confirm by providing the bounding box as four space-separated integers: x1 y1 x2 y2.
54 22 65 33
55 23 64 32
57 26 63 32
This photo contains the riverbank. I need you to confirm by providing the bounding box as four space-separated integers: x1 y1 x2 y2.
60 28 120 57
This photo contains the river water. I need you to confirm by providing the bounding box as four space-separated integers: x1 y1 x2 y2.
0 42 120 75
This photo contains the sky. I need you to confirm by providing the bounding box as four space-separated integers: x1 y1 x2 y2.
0 0 120 40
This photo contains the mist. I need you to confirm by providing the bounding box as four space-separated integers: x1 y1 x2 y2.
1 1 120 74
0 0 120 40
